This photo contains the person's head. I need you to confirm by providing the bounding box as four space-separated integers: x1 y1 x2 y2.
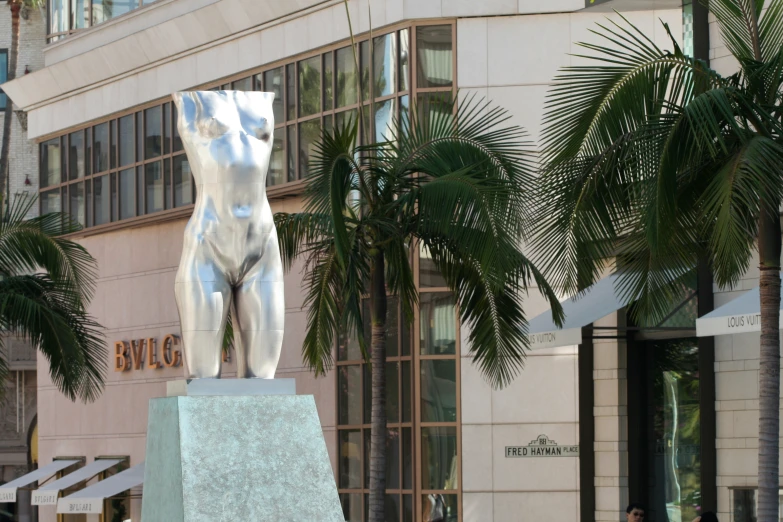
626 504 646 522
699 512 718 522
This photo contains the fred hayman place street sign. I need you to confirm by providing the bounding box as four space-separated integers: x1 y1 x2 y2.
505 435 579 458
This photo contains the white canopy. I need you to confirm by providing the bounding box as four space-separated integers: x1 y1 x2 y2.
527 273 627 350
58 462 144 514
32 458 123 506
0 459 81 503
696 286 782 337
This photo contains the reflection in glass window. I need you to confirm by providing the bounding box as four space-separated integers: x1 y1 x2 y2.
41 189 61 215
339 430 362 488
264 68 284 124
93 123 109 174
299 57 321 118
418 92 452 132
172 104 183 152
145 106 162 159
419 243 446 288
232 77 252 91
173 156 192 207
420 359 457 422
323 52 333 110
68 131 85 180
373 33 397 98
117 169 134 220
420 293 456 355
360 40 370 101
41 139 62 188
399 29 410 92
92 0 136 26
374 98 397 144
70 0 88 29
69 183 85 226
268 133 284 187
93 175 110 226
336 47 358 108
145 161 164 213
416 26 453 88
421 493 458 522
50 0 69 34
287 125 297 182
118 115 134 166
338 365 362 426
421 427 458 489
299 119 321 179
340 492 362 522
286 64 296 121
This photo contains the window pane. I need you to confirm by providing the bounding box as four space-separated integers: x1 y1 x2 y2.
136 112 144 160
173 155 193 207
92 0 136 26
338 323 362 362
373 33 397 98
421 359 457 422
416 25 453 88
360 40 370 101
420 293 456 355
323 52 333 110
268 133 284 187
417 92 452 134
420 244 446 288
68 131 85 180
399 29 410 92
340 493 362 522
336 46 357 108
163 102 171 155
119 115 134 166
403 495 412 522
85 180 92 227
164 158 171 210
374 98 397 144
339 430 362 489
387 362 399 423
299 119 321 179
335 109 358 132
338 365 362 426
421 427 458 489
299 57 321 118
387 297 399 357
93 175 110 225
400 95 410 134
145 106 162 159
264 68 284 124
287 125 297 182
41 139 61 188
253 73 263 91
41 189 61 214
363 363 372 425
401 361 411 423
111 172 118 222
232 77 252 91
136 166 144 216
172 104 183 152
402 428 412 490
85 127 92 175
119 168 135 220
69 183 85 226
93 123 109 173
386 429 401 490
110 120 118 169
145 161 164 214
286 64 296 120
421 494 458 521
50 0 68 34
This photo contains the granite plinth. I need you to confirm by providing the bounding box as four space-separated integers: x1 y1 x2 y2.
140 393 343 522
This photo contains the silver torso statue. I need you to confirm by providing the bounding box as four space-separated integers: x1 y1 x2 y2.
172 91 284 379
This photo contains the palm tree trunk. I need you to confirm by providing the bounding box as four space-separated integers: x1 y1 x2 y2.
368 249 388 522
0 1 21 207
758 209 781 522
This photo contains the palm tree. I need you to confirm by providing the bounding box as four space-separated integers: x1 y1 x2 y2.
533 2 783 520
0 0 44 204
0 195 105 402
275 97 563 521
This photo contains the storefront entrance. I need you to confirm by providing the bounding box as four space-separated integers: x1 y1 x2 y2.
629 338 705 522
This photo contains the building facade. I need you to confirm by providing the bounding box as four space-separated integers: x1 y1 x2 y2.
0 0 774 521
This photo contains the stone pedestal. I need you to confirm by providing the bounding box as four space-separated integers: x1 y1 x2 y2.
140 383 344 522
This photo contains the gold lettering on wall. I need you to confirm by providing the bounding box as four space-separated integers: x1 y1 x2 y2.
161 334 182 368
147 338 162 369
130 340 145 370
112 334 182 371
114 341 130 372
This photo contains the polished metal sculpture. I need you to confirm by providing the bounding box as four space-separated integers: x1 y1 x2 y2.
171 91 284 379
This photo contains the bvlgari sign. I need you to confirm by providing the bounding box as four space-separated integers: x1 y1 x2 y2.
505 435 579 458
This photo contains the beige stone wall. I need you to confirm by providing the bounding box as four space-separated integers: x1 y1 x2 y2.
36 196 335 522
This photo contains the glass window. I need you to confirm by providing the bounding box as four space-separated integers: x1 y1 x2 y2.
299 57 321 118
374 98 397 144
386 362 399 422
110 120 118 169
399 29 410 92
340 493 362 522
417 92 452 132
85 127 92 176
163 102 170 155
373 33 397 98
41 138 62 188
421 494 458 522
118 115 134 166
93 174 110 226
145 106 162 159
323 52 333 110
136 112 144 160
360 40 370 102
93 122 109 173
119 168 135 220
336 46 358 108
172 104 183 152
420 244 446 288
338 365 362 426
386 428 400 489
71 0 88 29
163 158 171 210
0 50 7 108
111 172 118 222
402 427 412 489
145 161 164 214
420 293 456 355
416 26 453 88
268 133 284 187
68 182 85 226
41 189 61 214
421 427 458 489
253 73 263 91
85 179 92 226
421 359 457 422
50 0 69 34
401 360 412 423
286 64 296 121
299 119 321 179
173 155 192 207
287 125 297 182
264 68 284 124
232 77 252 91
92 0 136 26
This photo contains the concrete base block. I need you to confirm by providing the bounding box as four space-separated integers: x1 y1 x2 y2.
140 394 343 522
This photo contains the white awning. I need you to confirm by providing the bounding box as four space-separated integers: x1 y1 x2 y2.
57 462 144 514
0 459 81 503
32 459 123 506
696 286 782 336
527 272 628 350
